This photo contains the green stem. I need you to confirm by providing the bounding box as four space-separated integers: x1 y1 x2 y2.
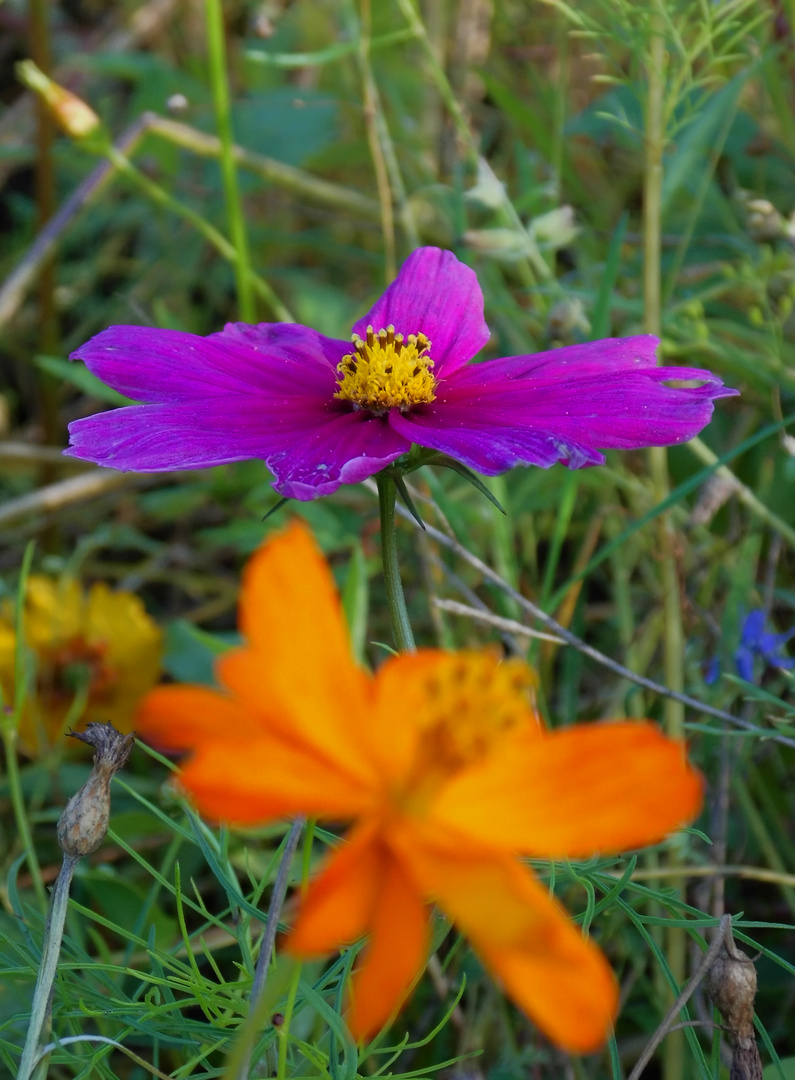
104 146 293 322
0 541 46 909
1 728 46 910
276 958 303 1080
275 821 315 1080
17 856 78 1080
205 0 255 322
377 473 416 652
644 15 685 1080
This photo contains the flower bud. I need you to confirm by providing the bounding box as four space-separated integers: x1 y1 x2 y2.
16 61 102 140
56 722 134 858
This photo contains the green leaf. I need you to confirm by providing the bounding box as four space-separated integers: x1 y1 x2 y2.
34 354 134 406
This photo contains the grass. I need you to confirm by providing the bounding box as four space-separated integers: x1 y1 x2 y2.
1 0 795 1077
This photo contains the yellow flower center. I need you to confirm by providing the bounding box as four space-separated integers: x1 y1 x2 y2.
40 637 115 704
335 325 437 412
401 652 539 813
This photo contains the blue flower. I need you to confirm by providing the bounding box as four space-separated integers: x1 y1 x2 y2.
735 609 795 682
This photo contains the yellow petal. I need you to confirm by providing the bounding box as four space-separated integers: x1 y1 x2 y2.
392 827 618 1053
138 686 373 824
217 521 376 783
432 722 703 856
24 576 83 650
288 823 384 954
347 851 430 1041
84 582 162 733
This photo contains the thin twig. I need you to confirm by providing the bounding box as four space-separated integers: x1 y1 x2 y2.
0 442 95 469
626 915 731 1080
0 116 150 330
146 116 382 221
238 816 304 1080
432 598 565 644
31 1035 174 1080
615 863 795 889
0 470 164 532
425 548 521 654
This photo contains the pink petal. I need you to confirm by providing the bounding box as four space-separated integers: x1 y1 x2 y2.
352 247 490 377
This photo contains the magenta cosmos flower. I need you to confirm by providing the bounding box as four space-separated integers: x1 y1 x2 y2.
66 247 737 500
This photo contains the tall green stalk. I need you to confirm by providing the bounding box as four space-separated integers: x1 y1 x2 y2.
105 145 291 321
0 541 46 910
644 13 686 1080
376 473 416 653
205 0 256 322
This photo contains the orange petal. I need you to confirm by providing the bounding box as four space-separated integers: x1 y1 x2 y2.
393 829 617 1053
347 852 431 1041
136 685 262 747
364 651 450 778
432 722 703 857
217 521 376 783
288 823 384 954
175 737 375 825
138 686 373 822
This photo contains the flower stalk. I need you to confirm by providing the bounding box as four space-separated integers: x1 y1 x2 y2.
204 0 256 322
377 472 416 653
16 723 134 1080
643 15 686 1080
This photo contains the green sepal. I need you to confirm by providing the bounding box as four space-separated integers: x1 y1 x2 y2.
428 455 507 514
261 496 290 522
391 472 426 531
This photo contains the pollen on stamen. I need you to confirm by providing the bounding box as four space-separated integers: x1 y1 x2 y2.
334 323 437 411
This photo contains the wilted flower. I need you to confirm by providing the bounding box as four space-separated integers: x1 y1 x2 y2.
57 722 136 857
66 247 736 500
136 521 702 1052
0 576 161 754
16 60 102 140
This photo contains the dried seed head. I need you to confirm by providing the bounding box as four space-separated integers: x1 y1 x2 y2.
706 934 757 1042
706 922 762 1080
56 723 134 858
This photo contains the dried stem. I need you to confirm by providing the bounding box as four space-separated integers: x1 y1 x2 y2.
627 915 731 1080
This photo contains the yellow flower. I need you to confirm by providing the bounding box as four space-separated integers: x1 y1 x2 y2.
136 522 702 1052
0 576 162 754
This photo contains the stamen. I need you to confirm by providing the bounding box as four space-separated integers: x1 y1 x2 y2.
398 653 539 815
335 324 437 412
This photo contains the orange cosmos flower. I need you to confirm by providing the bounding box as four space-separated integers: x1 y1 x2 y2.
136 522 702 1053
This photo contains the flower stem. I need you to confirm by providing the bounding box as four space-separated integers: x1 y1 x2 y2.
357 0 396 282
237 816 305 1080
250 817 304 1005
377 472 416 653
274 821 314 1080
644 15 686 1080
204 0 256 322
104 145 293 322
0 540 47 910
17 855 78 1080
0 727 46 911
